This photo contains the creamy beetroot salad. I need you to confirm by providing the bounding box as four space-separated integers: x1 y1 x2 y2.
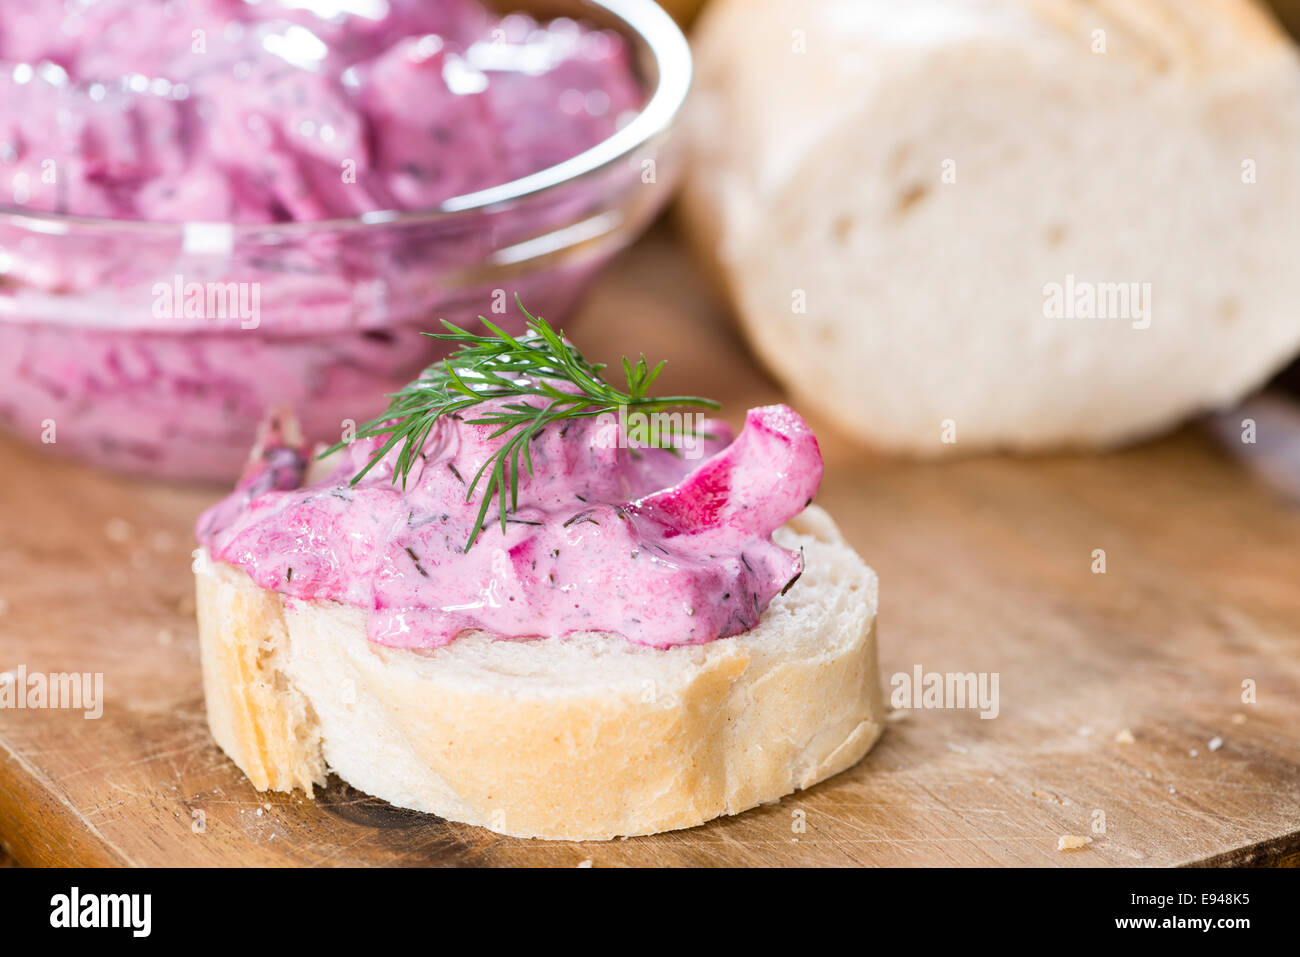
197 401 822 648
0 0 652 480
0 0 642 221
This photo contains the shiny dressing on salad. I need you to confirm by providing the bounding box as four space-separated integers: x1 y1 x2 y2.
0 0 647 480
196 400 824 648
0 0 642 221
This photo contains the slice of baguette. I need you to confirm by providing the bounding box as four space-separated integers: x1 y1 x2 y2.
193 505 883 841
682 0 1300 455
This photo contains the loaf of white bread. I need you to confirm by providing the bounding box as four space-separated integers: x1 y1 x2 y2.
682 0 1300 454
194 506 883 841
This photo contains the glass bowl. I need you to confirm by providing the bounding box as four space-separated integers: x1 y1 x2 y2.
0 0 690 481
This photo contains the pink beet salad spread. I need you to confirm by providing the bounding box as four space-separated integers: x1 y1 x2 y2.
196 401 823 648
0 0 642 221
0 0 652 480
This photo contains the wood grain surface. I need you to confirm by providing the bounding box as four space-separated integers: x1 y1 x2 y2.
1 229 1299 867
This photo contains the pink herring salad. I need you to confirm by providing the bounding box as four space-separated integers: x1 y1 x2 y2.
0 0 654 480
196 402 823 648
0 0 642 222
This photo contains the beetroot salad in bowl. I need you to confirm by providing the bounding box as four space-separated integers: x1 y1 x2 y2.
0 0 690 480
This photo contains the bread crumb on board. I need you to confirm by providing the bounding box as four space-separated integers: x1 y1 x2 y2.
1208 736 1224 752
1057 835 1092 851
1115 728 1136 744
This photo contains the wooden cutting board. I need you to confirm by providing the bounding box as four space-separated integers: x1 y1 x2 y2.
2 228 1299 868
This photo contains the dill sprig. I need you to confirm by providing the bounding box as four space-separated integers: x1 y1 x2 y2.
322 301 719 551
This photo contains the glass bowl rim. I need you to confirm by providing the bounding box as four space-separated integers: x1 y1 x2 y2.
0 0 691 238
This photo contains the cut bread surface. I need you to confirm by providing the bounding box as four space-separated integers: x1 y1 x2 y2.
682 0 1300 455
194 505 883 840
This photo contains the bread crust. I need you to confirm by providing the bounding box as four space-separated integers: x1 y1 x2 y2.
195 555 326 793
193 506 882 840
